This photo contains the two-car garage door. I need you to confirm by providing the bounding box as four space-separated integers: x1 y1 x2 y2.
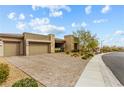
29 42 49 55
4 42 20 56
3 41 49 56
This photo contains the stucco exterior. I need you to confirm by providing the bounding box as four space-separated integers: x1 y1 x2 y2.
23 32 52 56
0 32 79 56
64 35 79 52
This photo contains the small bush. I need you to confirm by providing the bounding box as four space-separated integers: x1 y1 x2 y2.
87 53 94 57
55 48 61 52
81 52 94 60
55 48 64 52
81 55 88 60
71 49 79 52
65 51 70 54
0 63 9 84
100 46 124 53
12 78 38 87
71 53 79 57
100 46 112 53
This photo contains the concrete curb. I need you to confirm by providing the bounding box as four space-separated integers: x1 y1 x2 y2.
75 54 123 87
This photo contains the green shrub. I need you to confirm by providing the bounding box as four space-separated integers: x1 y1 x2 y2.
81 50 94 60
65 51 70 54
55 48 64 52
0 63 9 84
12 78 38 87
55 48 61 52
71 49 79 52
100 46 124 53
71 53 79 57
87 53 94 57
100 46 112 53
81 55 88 60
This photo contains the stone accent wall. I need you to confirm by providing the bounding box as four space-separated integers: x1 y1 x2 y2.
49 34 55 53
23 40 29 56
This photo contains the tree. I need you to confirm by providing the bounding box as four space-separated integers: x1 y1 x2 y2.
73 28 99 58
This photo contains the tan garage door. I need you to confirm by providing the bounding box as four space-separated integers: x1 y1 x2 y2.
4 42 20 56
29 42 49 55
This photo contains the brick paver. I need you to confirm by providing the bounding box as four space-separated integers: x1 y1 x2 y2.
5 53 89 87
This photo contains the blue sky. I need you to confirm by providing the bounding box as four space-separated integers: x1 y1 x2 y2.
0 5 124 46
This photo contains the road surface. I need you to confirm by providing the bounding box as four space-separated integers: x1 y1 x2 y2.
102 52 124 86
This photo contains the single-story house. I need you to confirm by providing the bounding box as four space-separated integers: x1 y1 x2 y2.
0 32 79 56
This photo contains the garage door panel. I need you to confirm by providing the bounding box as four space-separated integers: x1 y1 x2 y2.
29 42 49 55
4 42 20 56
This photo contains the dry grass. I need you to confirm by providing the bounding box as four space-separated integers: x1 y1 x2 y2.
0 57 44 87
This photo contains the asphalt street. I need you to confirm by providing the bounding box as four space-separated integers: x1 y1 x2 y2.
102 52 124 86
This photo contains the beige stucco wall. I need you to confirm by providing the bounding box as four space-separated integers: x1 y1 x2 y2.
64 35 74 52
64 35 79 52
0 32 79 56
20 41 24 55
74 37 79 50
0 37 22 42
0 41 3 56
23 32 49 40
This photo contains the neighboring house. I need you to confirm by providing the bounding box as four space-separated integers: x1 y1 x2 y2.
0 32 79 56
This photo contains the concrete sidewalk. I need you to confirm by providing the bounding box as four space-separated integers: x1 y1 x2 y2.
75 54 123 87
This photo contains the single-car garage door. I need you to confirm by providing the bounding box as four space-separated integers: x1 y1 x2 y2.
29 42 49 55
4 42 20 56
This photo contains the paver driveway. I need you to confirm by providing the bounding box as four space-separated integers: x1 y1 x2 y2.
5 53 89 87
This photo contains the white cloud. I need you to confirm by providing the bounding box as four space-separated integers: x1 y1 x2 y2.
101 5 111 14
19 13 25 20
81 22 87 27
120 38 124 42
8 12 16 20
85 5 92 15
101 32 124 46
72 22 87 28
71 22 76 27
93 19 108 24
8 12 26 20
49 11 63 17
29 14 33 18
32 5 36 11
71 22 87 28
115 30 124 35
29 18 50 26
16 22 26 30
32 5 71 17
32 5 71 12
29 17 65 34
